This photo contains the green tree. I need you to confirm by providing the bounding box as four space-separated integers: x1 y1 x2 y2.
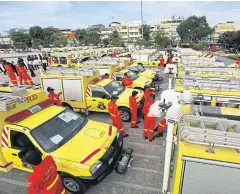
75 29 88 45
109 30 121 46
29 26 44 49
54 36 68 47
153 30 170 47
8 28 32 49
218 31 240 49
177 15 212 42
102 38 109 47
139 24 151 41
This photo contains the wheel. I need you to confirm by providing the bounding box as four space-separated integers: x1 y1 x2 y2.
119 107 131 122
62 102 73 110
60 173 87 194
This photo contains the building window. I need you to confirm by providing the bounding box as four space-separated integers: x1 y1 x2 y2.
122 26 127 30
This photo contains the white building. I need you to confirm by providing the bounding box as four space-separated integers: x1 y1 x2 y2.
119 21 143 42
0 36 12 45
100 27 114 40
151 16 185 41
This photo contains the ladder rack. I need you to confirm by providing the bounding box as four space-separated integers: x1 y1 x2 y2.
43 67 99 76
179 115 240 150
183 67 240 75
181 61 225 67
0 88 28 111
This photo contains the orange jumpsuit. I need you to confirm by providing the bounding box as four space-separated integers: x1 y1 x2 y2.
144 88 155 103
157 118 166 133
48 93 62 106
142 100 155 140
27 156 67 194
5 64 18 85
129 96 139 127
169 58 173 64
122 76 133 88
16 65 33 85
159 58 164 67
108 101 127 136
236 57 240 65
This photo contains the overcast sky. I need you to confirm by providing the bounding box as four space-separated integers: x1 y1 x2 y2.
1 1 240 33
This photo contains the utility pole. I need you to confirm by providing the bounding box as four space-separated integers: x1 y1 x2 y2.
141 1 144 39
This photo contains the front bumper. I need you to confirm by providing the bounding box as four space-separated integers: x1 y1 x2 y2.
78 135 123 185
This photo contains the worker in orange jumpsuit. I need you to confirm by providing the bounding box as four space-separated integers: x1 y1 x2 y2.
16 63 34 85
108 95 129 138
122 73 133 88
236 57 240 67
155 118 166 137
159 57 165 67
129 91 140 128
4 62 18 85
144 85 155 103
47 87 63 106
18 149 67 194
169 57 173 64
142 94 155 141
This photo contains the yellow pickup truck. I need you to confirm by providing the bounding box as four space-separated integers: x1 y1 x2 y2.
0 86 123 194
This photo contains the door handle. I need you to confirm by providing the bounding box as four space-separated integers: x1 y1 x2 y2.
92 99 96 101
12 153 17 156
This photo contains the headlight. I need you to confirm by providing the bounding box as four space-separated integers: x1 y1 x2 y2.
90 160 103 175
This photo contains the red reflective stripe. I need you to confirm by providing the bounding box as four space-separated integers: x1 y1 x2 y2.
0 162 12 168
108 126 112 136
80 149 101 164
2 128 8 138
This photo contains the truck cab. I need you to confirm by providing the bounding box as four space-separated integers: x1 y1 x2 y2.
0 87 123 194
112 68 154 90
40 67 144 122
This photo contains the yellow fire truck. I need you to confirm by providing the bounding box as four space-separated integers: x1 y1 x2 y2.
174 76 240 107
40 67 144 122
163 115 240 194
0 86 123 194
178 66 240 78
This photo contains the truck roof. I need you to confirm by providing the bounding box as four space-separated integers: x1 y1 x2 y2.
93 79 112 87
17 106 64 129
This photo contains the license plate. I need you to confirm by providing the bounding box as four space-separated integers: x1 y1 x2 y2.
108 157 113 165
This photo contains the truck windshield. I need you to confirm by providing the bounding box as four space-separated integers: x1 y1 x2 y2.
104 81 125 96
136 65 145 72
127 71 138 81
30 109 86 152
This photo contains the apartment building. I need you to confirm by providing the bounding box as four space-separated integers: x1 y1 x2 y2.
151 16 185 41
118 21 142 42
211 21 235 43
100 27 114 40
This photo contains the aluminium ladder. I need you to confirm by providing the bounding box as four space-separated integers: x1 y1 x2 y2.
179 115 240 150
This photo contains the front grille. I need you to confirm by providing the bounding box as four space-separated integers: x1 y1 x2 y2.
101 135 122 162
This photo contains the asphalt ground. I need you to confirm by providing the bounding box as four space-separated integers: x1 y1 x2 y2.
0 55 235 194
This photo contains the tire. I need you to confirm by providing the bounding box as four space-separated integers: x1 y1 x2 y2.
60 173 87 194
62 102 73 110
119 107 131 122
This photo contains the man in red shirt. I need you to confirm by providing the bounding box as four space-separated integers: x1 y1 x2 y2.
122 72 133 88
18 149 67 194
142 94 155 140
129 91 140 128
47 87 63 106
16 63 34 85
159 56 164 67
108 95 129 137
144 85 155 103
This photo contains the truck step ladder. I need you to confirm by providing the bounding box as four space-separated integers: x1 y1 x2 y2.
42 67 99 76
179 115 240 150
